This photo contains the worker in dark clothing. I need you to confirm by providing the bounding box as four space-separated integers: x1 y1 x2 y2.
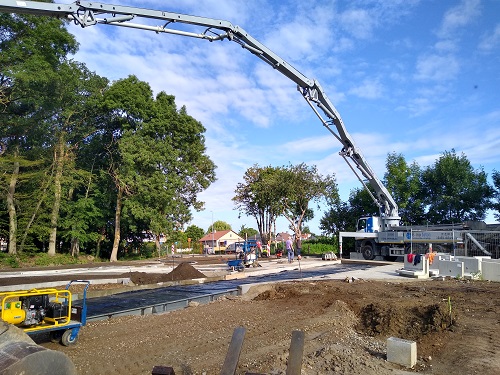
295 237 302 256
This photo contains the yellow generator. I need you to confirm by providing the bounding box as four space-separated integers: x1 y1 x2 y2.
0 280 90 346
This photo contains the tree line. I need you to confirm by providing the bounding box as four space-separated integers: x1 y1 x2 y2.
320 150 500 236
1 11 215 260
234 152 500 246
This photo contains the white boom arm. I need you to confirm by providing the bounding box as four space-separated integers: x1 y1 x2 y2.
0 0 400 221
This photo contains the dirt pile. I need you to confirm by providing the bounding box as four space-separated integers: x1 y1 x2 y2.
128 262 206 285
358 302 451 339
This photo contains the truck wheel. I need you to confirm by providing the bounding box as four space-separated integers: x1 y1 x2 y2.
61 330 78 346
361 244 375 260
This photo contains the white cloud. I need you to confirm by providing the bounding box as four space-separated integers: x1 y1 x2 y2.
437 0 481 39
340 8 375 40
414 54 459 81
263 3 335 62
348 79 384 99
479 24 500 52
434 39 458 53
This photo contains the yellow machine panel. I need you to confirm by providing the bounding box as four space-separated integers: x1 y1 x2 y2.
0 287 72 332
1 301 25 325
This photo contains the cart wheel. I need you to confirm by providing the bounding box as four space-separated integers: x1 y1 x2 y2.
49 331 63 343
61 329 79 346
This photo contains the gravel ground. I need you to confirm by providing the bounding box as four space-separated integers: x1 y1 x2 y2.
34 276 500 375
4 259 500 375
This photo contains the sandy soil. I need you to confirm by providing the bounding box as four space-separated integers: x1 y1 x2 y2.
33 272 500 375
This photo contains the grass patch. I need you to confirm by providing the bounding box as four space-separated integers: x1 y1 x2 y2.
0 252 102 269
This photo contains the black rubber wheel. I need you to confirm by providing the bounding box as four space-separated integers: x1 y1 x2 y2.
361 244 376 260
49 331 63 343
61 329 78 346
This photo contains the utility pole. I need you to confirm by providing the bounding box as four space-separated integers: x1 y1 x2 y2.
211 210 215 255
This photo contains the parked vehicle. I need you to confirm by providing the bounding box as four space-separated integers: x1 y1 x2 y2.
203 246 215 255
225 243 243 254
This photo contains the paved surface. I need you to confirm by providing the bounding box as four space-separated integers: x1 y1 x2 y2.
0 257 409 292
0 257 414 321
82 259 408 319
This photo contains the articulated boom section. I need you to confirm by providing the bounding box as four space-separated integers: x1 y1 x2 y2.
0 0 399 220
299 84 399 221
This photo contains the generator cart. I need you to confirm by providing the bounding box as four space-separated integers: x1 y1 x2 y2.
0 280 90 346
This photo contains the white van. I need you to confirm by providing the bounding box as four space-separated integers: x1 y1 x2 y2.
225 243 243 254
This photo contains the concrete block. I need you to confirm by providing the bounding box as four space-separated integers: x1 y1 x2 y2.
455 257 482 275
482 259 500 264
397 255 429 278
429 254 450 271
438 260 464 278
482 261 500 282
349 252 364 260
387 337 417 368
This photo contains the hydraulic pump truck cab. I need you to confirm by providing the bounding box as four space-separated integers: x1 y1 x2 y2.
0 280 91 346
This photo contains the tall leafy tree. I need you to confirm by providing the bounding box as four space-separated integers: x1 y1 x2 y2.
320 187 377 236
100 76 215 261
421 150 493 224
233 165 283 245
320 187 377 254
490 170 500 221
279 163 338 240
234 163 337 243
384 152 425 225
207 220 231 233
238 225 258 239
185 225 205 243
320 200 351 235
44 62 109 256
0 8 78 254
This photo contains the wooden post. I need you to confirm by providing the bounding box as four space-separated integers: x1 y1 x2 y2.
152 366 175 375
220 327 246 375
286 330 305 375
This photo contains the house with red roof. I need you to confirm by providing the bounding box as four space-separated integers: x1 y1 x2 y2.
198 230 243 252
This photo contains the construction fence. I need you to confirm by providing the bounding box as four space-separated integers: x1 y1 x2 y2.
425 231 500 259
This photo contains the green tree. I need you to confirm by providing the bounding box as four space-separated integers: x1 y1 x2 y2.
185 225 205 243
234 163 337 244
320 200 352 235
44 62 109 256
207 220 231 233
320 187 376 236
421 150 493 224
100 76 216 261
238 225 258 239
233 165 282 245
279 163 338 241
384 152 425 224
492 170 500 221
320 187 377 254
0 9 78 254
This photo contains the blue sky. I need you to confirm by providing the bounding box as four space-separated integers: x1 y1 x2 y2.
64 0 500 234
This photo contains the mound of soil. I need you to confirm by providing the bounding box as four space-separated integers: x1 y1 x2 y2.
128 262 206 284
358 302 451 339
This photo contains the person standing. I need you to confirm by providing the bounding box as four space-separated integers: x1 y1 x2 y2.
285 237 294 263
295 236 302 257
